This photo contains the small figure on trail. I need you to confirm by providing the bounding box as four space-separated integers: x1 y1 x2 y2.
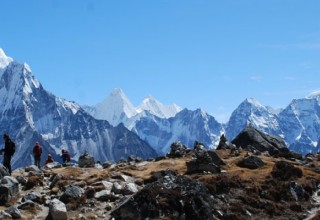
1 133 15 175
61 148 71 164
33 142 42 169
45 154 54 165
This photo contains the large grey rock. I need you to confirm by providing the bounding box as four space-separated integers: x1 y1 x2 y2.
236 156 265 169
232 125 287 154
0 176 19 205
123 183 139 195
22 191 43 204
78 151 95 168
47 199 67 220
60 185 85 204
0 164 10 179
5 206 21 219
167 141 189 158
0 211 11 220
91 181 113 191
111 174 215 220
49 174 64 189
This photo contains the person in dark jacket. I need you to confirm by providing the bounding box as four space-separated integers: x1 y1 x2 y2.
33 142 42 169
1 134 13 175
61 148 71 164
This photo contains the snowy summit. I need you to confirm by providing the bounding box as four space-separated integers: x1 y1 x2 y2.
0 48 13 70
306 90 320 99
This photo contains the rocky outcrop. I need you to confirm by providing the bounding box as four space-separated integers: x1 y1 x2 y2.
78 151 95 168
167 141 189 158
186 141 222 174
236 155 265 169
271 160 303 181
232 125 287 154
0 176 19 205
111 174 215 220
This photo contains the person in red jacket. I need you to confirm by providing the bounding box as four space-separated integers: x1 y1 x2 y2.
45 154 54 165
33 142 42 169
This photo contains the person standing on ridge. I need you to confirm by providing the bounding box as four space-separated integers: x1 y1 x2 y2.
61 148 71 164
1 134 15 175
33 142 42 169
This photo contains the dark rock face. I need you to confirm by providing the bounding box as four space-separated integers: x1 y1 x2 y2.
111 174 215 220
236 156 265 169
232 125 287 154
271 161 303 181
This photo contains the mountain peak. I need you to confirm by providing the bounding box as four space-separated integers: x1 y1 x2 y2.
0 48 13 69
94 88 136 126
137 95 182 118
306 90 320 99
244 98 263 107
110 88 125 96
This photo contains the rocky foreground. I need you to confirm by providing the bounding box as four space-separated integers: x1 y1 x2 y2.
0 128 319 219
0 148 318 220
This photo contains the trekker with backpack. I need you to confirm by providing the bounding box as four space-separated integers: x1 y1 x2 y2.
1 134 15 175
61 148 71 164
33 142 42 169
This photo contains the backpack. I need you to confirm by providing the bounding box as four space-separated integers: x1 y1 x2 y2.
9 140 15 156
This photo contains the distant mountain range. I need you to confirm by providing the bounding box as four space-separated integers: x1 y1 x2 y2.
0 49 157 169
0 48 319 170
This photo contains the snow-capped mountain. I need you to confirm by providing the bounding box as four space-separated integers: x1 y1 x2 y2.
84 89 182 127
0 49 157 169
278 96 320 154
83 88 137 126
137 95 182 118
133 108 224 154
226 98 282 141
226 96 320 154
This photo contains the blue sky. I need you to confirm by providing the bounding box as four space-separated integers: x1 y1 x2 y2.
1 1 320 122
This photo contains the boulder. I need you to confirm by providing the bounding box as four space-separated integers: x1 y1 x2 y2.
0 176 19 205
0 164 10 179
231 125 287 154
186 142 222 174
22 191 43 204
186 160 221 174
207 151 226 166
0 211 11 220
236 156 265 169
47 199 68 220
271 161 303 181
167 141 189 158
60 185 85 204
49 173 64 189
111 174 215 220
123 183 139 195
78 151 95 168
5 206 21 219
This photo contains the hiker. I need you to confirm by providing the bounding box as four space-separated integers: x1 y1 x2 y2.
1 134 15 175
45 154 54 165
61 148 71 163
33 142 42 169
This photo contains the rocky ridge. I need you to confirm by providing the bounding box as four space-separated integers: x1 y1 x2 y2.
0 128 319 219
